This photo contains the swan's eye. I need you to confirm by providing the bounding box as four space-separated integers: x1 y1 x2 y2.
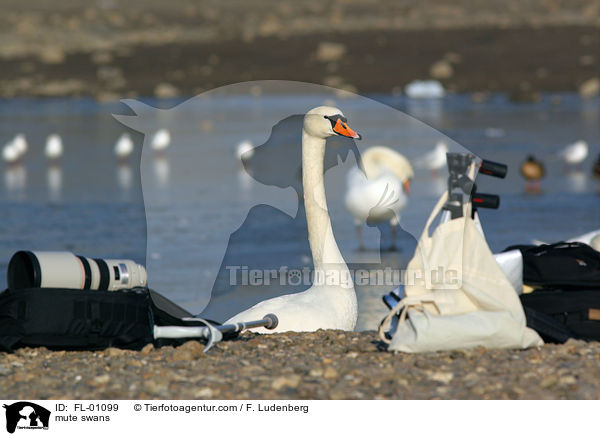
324 115 343 130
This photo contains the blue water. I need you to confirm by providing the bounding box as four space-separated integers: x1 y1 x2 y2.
0 92 598 330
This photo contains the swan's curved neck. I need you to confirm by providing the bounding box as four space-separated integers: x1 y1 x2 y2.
302 130 346 274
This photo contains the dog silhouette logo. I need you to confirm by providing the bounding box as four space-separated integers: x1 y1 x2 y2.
3 402 50 434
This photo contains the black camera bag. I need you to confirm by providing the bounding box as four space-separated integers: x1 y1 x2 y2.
0 287 221 352
505 242 600 289
520 289 600 343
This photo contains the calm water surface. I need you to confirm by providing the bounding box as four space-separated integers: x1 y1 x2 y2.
0 92 598 330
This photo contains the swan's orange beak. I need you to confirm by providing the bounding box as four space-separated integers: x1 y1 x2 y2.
333 118 361 140
403 179 411 195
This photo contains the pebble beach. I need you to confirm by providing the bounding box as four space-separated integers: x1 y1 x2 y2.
2 332 599 400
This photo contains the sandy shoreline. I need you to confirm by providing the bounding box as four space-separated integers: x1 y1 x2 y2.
1 331 599 400
0 0 598 99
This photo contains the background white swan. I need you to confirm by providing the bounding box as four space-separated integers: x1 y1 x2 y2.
226 106 361 333
415 140 448 173
151 128 171 151
558 140 588 165
235 140 255 162
345 146 413 250
531 228 600 247
114 133 134 159
45 134 63 161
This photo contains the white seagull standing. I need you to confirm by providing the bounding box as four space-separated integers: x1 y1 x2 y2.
235 140 255 162
226 106 361 333
2 140 20 164
45 134 63 161
12 134 28 158
345 146 413 250
151 129 171 152
415 140 448 175
114 133 134 160
558 140 588 165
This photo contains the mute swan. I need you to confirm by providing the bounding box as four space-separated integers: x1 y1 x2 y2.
114 133 134 159
344 146 413 250
235 140 255 162
225 106 361 333
558 140 588 165
415 140 448 174
151 128 171 151
520 155 545 193
45 134 63 160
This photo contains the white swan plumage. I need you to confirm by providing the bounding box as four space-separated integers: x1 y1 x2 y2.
225 106 361 333
45 134 63 160
114 133 134 159
558 140 588 165
344 146 413 249
151 129 171 151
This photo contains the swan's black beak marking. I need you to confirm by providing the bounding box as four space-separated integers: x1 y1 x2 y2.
325 115 361 140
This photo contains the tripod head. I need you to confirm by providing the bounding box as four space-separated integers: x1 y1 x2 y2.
444 152 507 219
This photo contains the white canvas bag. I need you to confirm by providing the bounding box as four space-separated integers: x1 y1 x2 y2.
379 190 542 352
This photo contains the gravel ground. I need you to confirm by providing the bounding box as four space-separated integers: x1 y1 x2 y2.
0 0 597 99
1 331 599 400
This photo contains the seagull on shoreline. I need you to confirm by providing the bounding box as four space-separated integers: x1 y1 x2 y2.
45 134 63 161
12 134 28 158
114 133 134 160
235 140 255 162
2 140 19 164
558 140 588 165
151 129 171 152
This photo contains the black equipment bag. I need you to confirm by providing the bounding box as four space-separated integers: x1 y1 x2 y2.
505 242 600 289
0 287 224 352
520 289 600 343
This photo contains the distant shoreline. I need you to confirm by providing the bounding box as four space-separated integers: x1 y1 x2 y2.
0 25 597 101
0 0 598 101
